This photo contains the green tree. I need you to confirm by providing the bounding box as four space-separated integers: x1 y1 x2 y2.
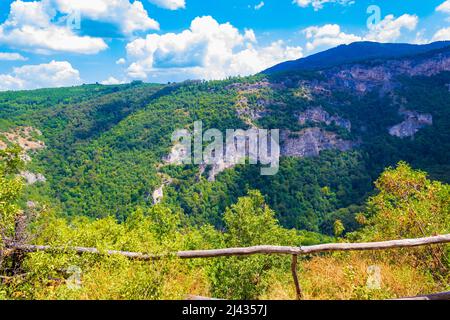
0 147 24 248
209 190 297 299
362 162 449 239
357 162 450 274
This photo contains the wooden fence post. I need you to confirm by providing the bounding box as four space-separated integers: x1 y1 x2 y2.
291 255 303 300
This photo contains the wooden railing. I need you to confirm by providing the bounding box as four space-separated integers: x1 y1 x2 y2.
2 234 450 300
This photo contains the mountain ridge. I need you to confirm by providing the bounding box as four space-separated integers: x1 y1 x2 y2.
263 41 450 74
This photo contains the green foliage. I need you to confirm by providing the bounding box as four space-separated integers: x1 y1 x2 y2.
0 190 328 300
1 70 449 233
209 190 300 300
334 220 345 237
361 162 450 240
0 62 449 299
354 162 450 279
0 147 24 248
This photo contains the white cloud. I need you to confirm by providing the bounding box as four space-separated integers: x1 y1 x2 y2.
54 0 160 34
432 27 450 41
125 16 303 82
244 29 257 43
304 14 419 52
0 0 163 54
116 58 126 65
0 52 27 61
0 60 81 91
436 0 450 13
293 0 354 11
365 14 418 43
412 30 429 45
303 24 362 51
0 0 107 54
254 1 265 10
147 0 185 10
101 76 124 85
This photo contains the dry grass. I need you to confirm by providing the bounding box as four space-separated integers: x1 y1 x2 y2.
259 252 442 300
18 252 445 301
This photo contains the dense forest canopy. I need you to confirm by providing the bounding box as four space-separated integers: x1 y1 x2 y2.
0 43 449 299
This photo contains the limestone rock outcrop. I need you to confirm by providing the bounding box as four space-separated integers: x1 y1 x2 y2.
389 110 433 138
281 128 354 158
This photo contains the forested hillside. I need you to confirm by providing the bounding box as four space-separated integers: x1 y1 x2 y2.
0 42 449 300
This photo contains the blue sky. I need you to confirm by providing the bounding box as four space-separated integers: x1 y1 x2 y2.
0 0 449 90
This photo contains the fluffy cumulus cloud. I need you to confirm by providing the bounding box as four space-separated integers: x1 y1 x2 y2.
432 27 450 41
125 16 303 82
433 1 450 41
0 52 27 61
303 24 362 51
304 14 418 51
436 0 450 13
53 0 160 34
0 0 165 54
101 76 125 85
0 0 108 54
0 60 81 91
116 58 126 65
365 14 418 43
293 0 354 11
148 0 185 10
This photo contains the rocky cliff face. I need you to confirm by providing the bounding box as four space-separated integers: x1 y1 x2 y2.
389 110 433 138
311 52 450 94
19 171 47 185
164 143 190 165
235 95 269 123
0 126 46 162
232 81 274 127
281 128 354 158
297 107 351 131
152 185 164 205
1 127 47 185
160 48 448 181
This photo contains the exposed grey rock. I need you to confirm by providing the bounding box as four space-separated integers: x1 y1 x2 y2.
151 175 173 205
207 160 238 182
152 186 164 205
164 143 190 165
235 96 268 121
19 171 46 185
226 80 282 92
389 110 433 138
318 53 450 94
236 107 267 123
281 128 354 158
297 107 351 131
27 201 37 209
203 145 251 181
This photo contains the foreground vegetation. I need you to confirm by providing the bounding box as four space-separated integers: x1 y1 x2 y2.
1 146 448 299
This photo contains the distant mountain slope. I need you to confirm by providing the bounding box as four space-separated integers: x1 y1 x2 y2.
263 41 450 74
1 42 450 234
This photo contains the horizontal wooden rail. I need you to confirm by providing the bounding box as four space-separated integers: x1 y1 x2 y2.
393 291 450 301
2 234 449 301
3 234 449 261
